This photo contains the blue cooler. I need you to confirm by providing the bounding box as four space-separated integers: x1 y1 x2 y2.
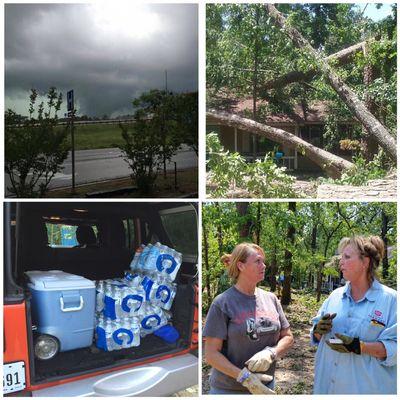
26 270 96 352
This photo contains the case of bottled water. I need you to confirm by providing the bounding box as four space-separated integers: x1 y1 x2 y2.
95 241 181 352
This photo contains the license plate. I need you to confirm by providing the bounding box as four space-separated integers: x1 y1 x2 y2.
3 361 26 394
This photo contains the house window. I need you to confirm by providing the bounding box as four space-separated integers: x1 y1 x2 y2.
300 125 323 147
257 137 276 154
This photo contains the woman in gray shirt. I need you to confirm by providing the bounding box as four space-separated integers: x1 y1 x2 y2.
203 243 294 394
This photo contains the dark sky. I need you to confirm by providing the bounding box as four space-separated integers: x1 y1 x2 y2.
5 3 198 117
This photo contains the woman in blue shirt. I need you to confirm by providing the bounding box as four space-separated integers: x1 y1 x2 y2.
311 235 396 394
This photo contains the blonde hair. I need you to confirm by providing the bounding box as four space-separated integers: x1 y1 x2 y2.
221 243 265 282
338 235 385 285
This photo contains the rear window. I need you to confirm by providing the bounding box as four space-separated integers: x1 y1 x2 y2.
159 206 197 260
45 223 98 248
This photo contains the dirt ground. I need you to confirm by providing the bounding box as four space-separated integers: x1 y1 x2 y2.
202 290 324 395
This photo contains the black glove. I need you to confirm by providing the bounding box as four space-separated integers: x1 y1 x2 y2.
326 333 361 354
313 313 337 336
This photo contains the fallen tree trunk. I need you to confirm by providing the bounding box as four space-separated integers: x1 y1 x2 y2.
207 110 354 178
265 4 396 163
262 41 366 90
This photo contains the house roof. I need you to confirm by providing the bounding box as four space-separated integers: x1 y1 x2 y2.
208 93 355 125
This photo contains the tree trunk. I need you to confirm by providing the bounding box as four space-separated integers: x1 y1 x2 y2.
316 267 323 302
310 224 318 291
215 203 224 256
262 41 366 91
236 202 251 239
252 7 260 162
207 110 354 178
281 202 296 306
202 222 212 310
270 245 278 292
381 209 389 279
255 202 261 245
362 41 380 160
265 4 396 163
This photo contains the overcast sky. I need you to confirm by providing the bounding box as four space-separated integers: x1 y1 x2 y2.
5 3 198 117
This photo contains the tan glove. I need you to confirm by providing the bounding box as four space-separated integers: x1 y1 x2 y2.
313 313 337 336
245 347 276 372
237 367 275 395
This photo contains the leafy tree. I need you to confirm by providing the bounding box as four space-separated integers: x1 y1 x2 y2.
173 92 198 155
119 117 165 194
5 87 69 197
119 89 183 193
202 202 397 313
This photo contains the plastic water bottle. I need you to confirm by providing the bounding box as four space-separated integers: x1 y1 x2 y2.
143 242 161 273
137 244 153 271
154 278 177 311
121 286 144 317
105 319 115 351
103 283 116 319
140 273 156 302
124 271 142 287
96 280 105 313
130 245 145 271
131 317 141 347
156 245 182 281
153 305 169 328
140 303 162 337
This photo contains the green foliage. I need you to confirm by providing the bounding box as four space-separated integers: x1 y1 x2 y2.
207 4 396 171
206 133 295 198
5 87 69 197
119 118 165 194
120 89 194 194
321 150 388 186
202 202 397 312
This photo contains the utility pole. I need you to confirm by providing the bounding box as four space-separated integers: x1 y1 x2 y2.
67 90 76 194
162 71 168 178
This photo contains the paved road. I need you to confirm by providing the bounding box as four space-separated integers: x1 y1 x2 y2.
5 146 198 196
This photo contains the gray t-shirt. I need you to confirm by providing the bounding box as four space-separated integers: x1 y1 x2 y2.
203 286 290 391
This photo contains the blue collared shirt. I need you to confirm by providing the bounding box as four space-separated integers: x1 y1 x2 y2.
310 280 397 394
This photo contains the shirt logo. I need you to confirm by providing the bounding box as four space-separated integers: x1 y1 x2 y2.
370 319 385 328
374 310 382 317
245 317 278 341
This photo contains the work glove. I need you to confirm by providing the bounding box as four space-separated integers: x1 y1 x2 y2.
326 333 362 354
245 347 276 372
313 313 337 336
237 367 275 395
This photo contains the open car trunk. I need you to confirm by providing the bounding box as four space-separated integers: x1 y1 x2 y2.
12 202 198 386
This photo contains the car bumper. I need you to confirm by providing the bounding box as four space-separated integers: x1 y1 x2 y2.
32 353 198 397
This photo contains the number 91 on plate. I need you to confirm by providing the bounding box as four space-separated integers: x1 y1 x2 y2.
3 361 26 395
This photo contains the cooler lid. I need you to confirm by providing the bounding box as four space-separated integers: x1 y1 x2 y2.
26 270 95 290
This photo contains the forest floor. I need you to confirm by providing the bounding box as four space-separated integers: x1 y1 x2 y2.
201 289 328 395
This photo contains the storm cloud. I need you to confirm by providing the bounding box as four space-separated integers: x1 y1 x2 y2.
5 3 198 117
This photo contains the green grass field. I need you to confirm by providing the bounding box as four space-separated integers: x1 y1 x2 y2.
62 122 134 150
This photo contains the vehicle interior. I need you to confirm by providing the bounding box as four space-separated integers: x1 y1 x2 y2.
5 202 198 385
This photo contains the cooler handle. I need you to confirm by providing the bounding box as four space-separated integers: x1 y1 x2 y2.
60 295 84 312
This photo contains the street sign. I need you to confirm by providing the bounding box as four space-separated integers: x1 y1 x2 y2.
67 90 74 111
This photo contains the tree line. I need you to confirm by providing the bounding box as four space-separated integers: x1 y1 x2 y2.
5 88 198 197
202 202 397 312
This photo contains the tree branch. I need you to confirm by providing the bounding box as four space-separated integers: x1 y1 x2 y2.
265 4 396 163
